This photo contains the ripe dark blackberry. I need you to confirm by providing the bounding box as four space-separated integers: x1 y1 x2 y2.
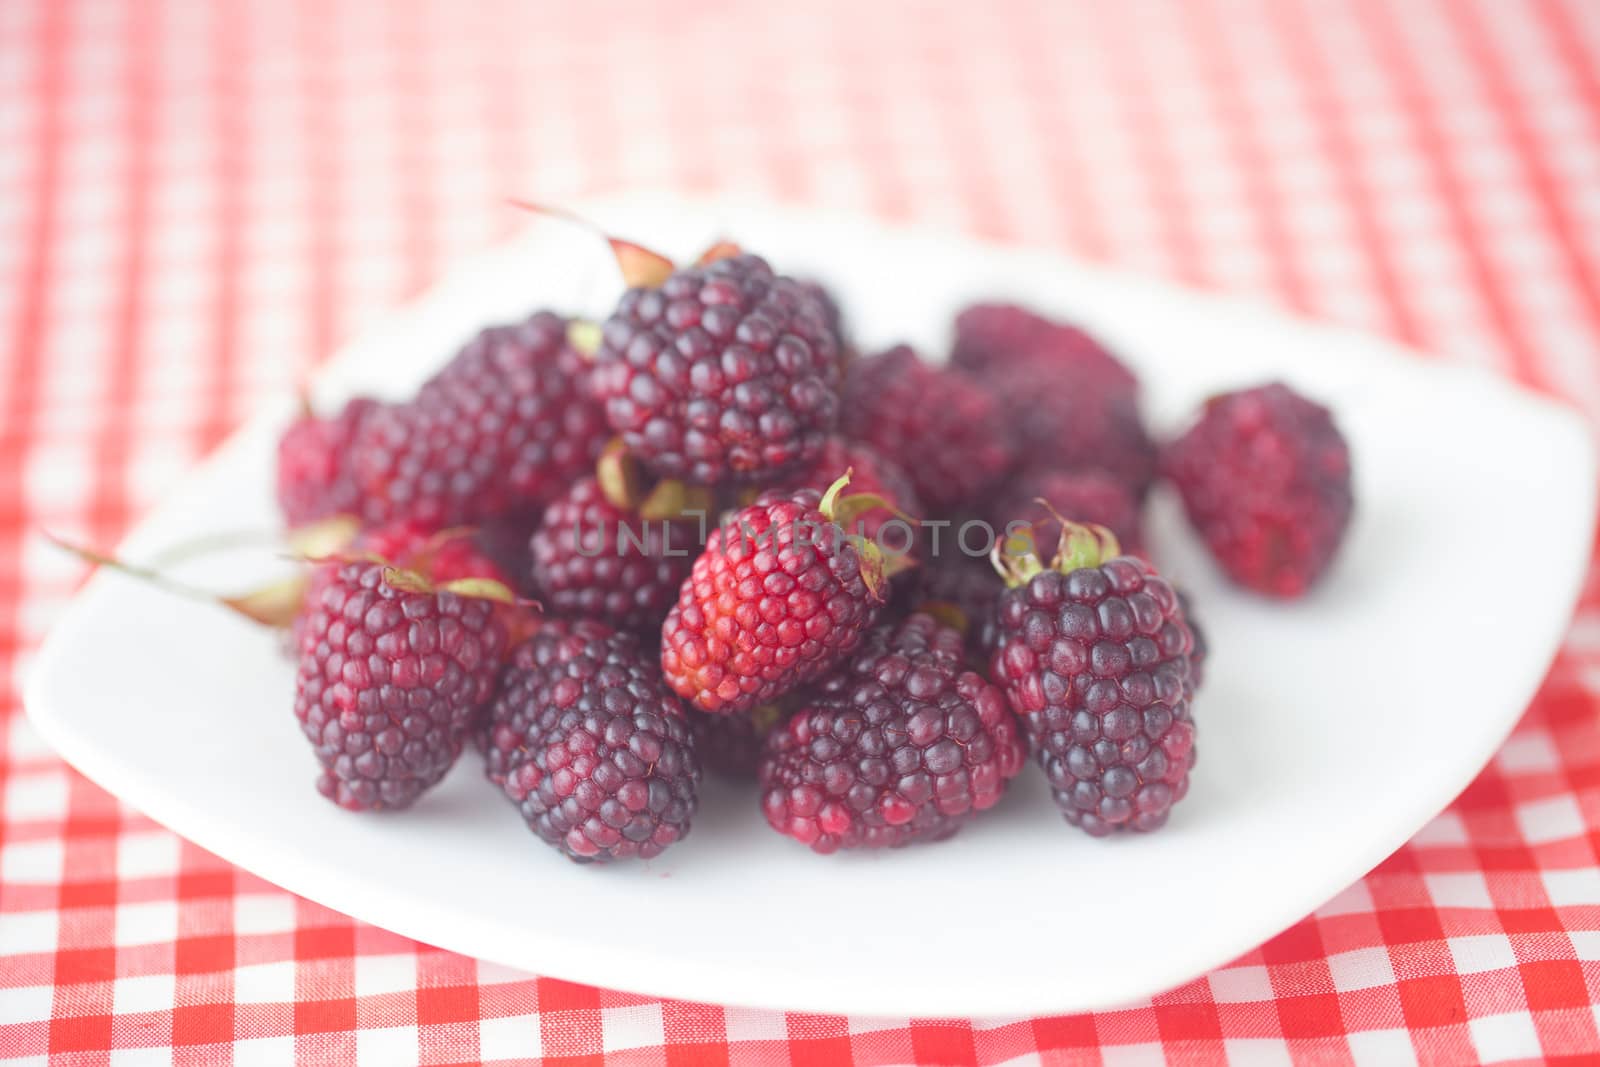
352 311 608 526
276 397 381 525
759 612 1026 853
987 468 1145 558
661 481 890 715
530 475 702 632
1162 382 1352 597
773 436 921 545
839 345 1013 515
952 303 1052 376
984 367 1156 493
951 305 1155 493
295 561 508 811
691 704 785 779
991 524 1198 836
483 621 699 862
591 253 844 485
952 303 1139 395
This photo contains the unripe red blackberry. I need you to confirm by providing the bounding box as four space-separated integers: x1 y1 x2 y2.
990 524 1198 836
1162 382 1352 597
483 621 700 863
295 561 509 811
660 477 895 715
591 253 844 485
839 345 1013 515
759 612 1026 853
352 311 608 526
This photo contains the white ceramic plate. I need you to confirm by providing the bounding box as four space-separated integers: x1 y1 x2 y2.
26 193 1596 1018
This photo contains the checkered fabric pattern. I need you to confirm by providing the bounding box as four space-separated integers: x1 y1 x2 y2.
3 0 1600 1062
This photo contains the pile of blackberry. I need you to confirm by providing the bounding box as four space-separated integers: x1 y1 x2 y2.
266 230 1353 863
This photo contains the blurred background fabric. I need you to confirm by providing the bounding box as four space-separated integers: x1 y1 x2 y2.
4 0 1600 1062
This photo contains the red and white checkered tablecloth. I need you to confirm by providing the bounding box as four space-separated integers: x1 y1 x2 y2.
4 0 1600 1062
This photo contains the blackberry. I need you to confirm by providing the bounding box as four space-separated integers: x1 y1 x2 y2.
295 561 508 811
952 303 1139 396
984 367 1156 494
660 479 891 715
293 521 514 652
530 470 703 632
483 621 699 862
352 310 608 526
1162 382 1352 597
950 305 1155 493
591 253 844 485
840 345 1013 515
759 612 1026 853
991 524 1198 835
276 397 381 525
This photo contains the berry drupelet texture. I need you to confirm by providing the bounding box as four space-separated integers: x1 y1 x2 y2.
759 612 1026 853
294 521 514 650
991 539 1198 836
660 487 886 715
483 621 699 862
352 310 608 527
591 253 844 485
294 561 507 812
839 345 1013 515
276 397 381 525
1162 382 1352 597
530 476 701 632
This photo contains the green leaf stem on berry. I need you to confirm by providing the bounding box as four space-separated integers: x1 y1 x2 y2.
817 469 917 601
990 513 1122 589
